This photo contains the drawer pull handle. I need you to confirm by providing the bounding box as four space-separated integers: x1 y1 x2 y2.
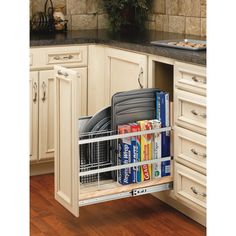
191 76 206 84
63 55 73 60
57 70 69 77
41 81 46 102
191 187 206 198
53 55 73 60
138 67 144 89
33 82 37 103
191 148 206 158
191 110 206 118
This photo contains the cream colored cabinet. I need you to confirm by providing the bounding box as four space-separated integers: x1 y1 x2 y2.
105 47 148 105
30 45 88 175
38 70 55 161
30 71 39 162
173 61 207 220
38 68 87 162
174 162 206 213
87 46 148 116
54 65 173 217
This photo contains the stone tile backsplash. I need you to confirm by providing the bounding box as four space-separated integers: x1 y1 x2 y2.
30 0 206 36
148 0 206 36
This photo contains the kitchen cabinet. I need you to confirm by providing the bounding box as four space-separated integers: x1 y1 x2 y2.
30 43 206 225
104 47 148 105
38 70 55 161
54 65 172 217
87 46 148 116
173 62 207 215
30 45 88 175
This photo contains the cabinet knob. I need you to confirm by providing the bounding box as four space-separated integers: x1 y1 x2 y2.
57 70 68 77
53 55 73 60
41 81 46 102
138 67 144 89
191 148 206 158
191 186 206 198
32 82 37 103
191 110 206 119
191 76 206 84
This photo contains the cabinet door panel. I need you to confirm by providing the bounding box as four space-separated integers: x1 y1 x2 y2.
54 65 80 217
175 163 206 213
105 48 147 105
39 70 55 161
29 71 39 162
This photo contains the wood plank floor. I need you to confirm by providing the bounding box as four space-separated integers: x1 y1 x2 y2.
30 174 206 236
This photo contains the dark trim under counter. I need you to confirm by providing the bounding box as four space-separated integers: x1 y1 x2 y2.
30 30 206 66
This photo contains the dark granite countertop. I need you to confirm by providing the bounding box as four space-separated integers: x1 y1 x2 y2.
30 29 206 65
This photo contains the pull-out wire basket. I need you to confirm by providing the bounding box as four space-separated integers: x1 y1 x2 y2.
79 130 113 184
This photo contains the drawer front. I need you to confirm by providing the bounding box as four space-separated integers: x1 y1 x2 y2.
47 49 85 65
174 89 206 135
174 162 206 213
174 61 206 96
174 127 206 174
30 45 88 69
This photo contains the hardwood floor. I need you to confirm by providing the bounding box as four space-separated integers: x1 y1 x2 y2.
30 174 206 236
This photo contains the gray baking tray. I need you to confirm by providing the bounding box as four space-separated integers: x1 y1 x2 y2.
111 88 161 131
150 39 206 51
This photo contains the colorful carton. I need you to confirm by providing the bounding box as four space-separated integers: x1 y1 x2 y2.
137 120 152 181
149 119 162 178
130 123 141 183
117 125 132 185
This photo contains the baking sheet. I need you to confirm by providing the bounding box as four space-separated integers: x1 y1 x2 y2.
150 39 206 51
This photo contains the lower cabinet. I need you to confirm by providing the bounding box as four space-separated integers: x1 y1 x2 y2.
30 67 88 174
174 162 206 213
88 46 148 116
105 47 148 106
38 70 55 161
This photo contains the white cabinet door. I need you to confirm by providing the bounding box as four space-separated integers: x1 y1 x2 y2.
29 71 39 162
105 48 148 104
38 68 87 162
54 65 80 217
38 70 55 161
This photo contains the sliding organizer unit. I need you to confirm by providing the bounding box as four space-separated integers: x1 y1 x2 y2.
54 65 173 217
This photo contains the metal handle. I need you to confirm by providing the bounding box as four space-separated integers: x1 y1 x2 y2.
57 70 69 77
191 110 206 119
32 82 37 103
63 55 73 59
191 187 206 198
53 55 73 60
191 148 206 158
41 81 46 102
191 76 206 84
138 67 144 89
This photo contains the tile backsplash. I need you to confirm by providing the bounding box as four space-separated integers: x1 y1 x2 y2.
30 0 206 36
30 0 109 30
147 0 206 36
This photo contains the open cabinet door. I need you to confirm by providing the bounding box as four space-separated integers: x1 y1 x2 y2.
54 65 80 217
